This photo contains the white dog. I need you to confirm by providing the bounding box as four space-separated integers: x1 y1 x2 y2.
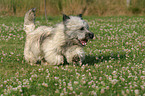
24 8 94 65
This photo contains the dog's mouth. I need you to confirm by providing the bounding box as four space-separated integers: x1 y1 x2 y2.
78 32 94 46
79 39 88 46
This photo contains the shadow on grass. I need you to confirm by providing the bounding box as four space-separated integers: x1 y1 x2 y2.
35 52 127 66
83 53 126 65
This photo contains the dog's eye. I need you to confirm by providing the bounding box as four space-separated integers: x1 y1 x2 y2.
80 27 84 30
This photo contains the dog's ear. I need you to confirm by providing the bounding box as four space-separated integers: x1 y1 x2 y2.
32 8 36 12
78 14 83 19
63 14 70 22
78 7 87 19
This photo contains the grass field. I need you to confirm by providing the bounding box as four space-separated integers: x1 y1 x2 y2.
0 16 145 95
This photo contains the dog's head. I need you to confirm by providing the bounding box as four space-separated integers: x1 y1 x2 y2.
63 14 94 46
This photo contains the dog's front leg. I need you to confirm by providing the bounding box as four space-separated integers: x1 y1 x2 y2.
65 46 85 65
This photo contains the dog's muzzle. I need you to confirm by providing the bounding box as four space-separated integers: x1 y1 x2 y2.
79 32 94 46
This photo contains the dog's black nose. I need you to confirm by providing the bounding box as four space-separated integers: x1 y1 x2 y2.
89 33 94 39
86 33 94 39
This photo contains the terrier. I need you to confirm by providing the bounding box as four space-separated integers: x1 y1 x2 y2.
24 8 94 65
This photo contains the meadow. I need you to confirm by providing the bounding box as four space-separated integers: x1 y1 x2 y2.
0 16 145 95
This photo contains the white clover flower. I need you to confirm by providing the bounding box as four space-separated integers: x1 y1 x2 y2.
12 87 18 91
99 77 102 80
111 79 118 85
31 74 38 78
101 81 105 86
4 81 7 84
54 77 59 80
42 82 48 87
17 85 22 90
72 91 76 94
129 85 133 89
126 89 130 94
63 88 66 92
82 80 86 84
68 82 72 87
76 73 80 76
63 82 66 86
74 81 79 85
80 92 83 95
134 76 138 80
112 71 117 75
142 71 145 75
140 76 145 80
0 84 3 87
68 87 73 91
23 79 29 85
64 92 68 95
121 90 125 95
106 86 109 90
55 89 59 93
89 72 91 76
46 69 49 73
60 93 64 96
91 91 96 95
101 88 105 94
134 89 139 95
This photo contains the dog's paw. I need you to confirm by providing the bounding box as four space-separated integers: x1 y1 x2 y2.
41 62 50 66
72 55 82 66
72 55 80 62
30 63 40 66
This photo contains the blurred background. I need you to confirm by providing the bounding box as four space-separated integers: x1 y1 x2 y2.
0 0 145 16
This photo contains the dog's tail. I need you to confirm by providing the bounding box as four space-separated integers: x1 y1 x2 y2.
24 8 36 34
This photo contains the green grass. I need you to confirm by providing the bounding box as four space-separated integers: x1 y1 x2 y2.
0 16 145 95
